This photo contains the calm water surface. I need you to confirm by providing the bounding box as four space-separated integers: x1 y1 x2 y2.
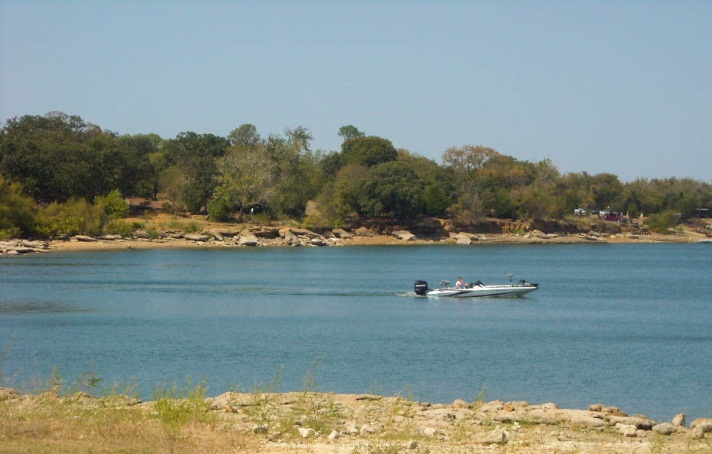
1 244 710 422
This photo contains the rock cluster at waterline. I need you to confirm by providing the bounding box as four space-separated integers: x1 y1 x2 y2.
0 239 51 255
3 221 710 255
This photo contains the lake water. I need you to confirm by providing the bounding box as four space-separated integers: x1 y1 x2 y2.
1 243 710 422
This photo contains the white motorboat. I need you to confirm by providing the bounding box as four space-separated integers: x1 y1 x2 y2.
414 276 539 298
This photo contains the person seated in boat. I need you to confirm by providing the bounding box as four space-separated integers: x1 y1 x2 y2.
456 277 465 289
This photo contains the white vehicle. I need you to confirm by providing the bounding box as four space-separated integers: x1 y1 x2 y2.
414 276 539 298
574 208 587 216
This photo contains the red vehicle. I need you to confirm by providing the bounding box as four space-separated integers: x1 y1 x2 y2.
605 212 627 223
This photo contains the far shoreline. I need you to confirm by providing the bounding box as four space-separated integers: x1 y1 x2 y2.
3 219 711 256
45 229 712 253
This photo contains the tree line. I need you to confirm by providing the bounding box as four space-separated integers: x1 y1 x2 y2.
1 112 710 239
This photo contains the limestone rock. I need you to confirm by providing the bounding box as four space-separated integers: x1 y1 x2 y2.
392 230 415 241
5 246 34 254
22 240 49 248
672 413 686 427
298 427 315 438
354 227 370 236
565 412 607 428
482 429 510 445
251 227 281 239
653 423 675 435
252 424 268 434
616 423 638 437
214 229 239 238
99 234 122 240
283 230 301 246
691 418 712 438
332 228 354 239
310 237 328 246
237 235 260 246
454 232 478 244
285 228 321 239
422 427 443 437
132 230 150 239
690 418 712 430
184 233 210 242
609 415 655 430
74 235 97 242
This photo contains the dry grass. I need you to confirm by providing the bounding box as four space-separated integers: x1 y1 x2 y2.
0 390 253 454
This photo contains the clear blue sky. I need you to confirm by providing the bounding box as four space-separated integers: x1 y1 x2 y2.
2 1 710 182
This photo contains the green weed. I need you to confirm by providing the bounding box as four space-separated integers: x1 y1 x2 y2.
243 366 284 427
472 383 487 408
152 376 213 433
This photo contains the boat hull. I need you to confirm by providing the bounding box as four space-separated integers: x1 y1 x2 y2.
425 284 538 298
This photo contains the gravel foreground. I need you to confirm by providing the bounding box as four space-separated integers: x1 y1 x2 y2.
1 387 710 453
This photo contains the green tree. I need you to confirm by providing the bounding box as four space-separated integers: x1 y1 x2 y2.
341 136 397 168
0 113 107 202
228 124 261 147
442 145 499 173
211 126 324 221
513 159 562 219
588 173 623 211
266 127 318 218
161 132 229 213
314 163 368 225
337 125 365 141
397 149 453 216
0 113 157 203
115 134 162 199
423 183 450 216
442 145 501 223
210 143 275 221
358 161 425 219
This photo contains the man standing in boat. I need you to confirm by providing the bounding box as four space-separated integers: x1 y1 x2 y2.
456 277 465 289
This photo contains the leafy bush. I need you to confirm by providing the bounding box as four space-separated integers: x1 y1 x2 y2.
206 195 232 222
184 222 202 233
647 211 678 234
37 198 102 237
0 176 37 238
94 189 129 220
104 219 134 237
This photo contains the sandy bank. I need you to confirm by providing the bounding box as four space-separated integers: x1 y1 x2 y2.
22 228 711 254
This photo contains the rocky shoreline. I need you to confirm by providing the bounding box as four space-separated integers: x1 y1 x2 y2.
1 387 710 453
2 223 711 255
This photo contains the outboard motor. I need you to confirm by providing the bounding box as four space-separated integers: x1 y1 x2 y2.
414 280 429 296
